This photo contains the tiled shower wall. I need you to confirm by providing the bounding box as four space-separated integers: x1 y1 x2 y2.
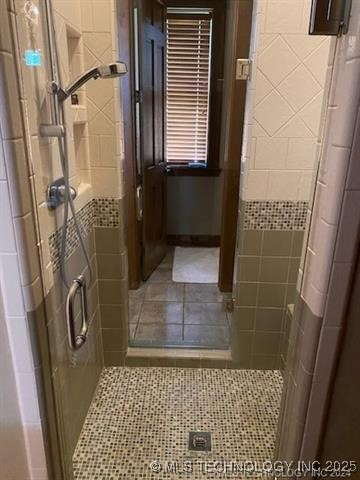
244 0 331 202
233 214 304 369
232 0 333 369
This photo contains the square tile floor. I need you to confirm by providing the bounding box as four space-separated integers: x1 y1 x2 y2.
129 249 232 349
73 367 283 479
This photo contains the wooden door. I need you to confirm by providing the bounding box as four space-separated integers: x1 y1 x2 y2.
138 0 167 280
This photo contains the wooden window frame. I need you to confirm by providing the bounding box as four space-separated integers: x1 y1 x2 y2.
165 0 226 177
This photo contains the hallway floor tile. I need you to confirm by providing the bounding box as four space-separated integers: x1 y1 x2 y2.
129 248 232 349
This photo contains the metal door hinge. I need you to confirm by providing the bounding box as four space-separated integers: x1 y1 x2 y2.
236 59 252 81
135 89 142 103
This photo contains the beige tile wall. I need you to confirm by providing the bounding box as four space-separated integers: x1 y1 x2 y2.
80 0 125 199
11 0 125 295
241 0 333 202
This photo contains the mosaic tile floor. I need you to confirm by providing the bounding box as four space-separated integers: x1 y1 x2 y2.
73 367 283 479
129 248 232 349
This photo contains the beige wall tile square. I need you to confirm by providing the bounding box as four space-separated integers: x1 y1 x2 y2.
89 135 100 166
254 90 294 135
267 171 301 200
92 0 112 32
89 110 114 135
264 0 305 34
298 171 313 200
86 75 113 110
299 92 325 136
54 0 82 31
252 120 268 137
92 167 120 197
244 170 269 200
80 0 94 31
282 34 325 61
100 135 117 167
274 114 313 138
303 40 331 87
258 36 300 86
255 138 288 169
286 138 317 169
83 32 112 60
254 70 273 105
249 138 257 168
257 33 277 53
278 64 321 111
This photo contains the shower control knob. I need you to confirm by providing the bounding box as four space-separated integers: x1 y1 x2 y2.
47 177 77 210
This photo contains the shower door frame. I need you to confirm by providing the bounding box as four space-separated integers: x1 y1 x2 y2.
218 0 253 292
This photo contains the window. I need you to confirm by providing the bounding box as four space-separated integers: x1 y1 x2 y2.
166 8 213 166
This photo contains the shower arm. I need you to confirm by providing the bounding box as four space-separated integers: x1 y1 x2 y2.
56 67 101 103
41 62 127 137
56 62 127 103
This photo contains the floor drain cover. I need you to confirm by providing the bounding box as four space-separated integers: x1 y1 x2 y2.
188 432 211 452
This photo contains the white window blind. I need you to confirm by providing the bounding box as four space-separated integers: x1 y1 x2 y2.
166 13 212 165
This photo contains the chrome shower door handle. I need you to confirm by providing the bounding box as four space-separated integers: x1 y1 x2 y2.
66 275 89 350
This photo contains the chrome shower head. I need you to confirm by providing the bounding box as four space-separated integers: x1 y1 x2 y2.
57 62 127 102
96 62 127 79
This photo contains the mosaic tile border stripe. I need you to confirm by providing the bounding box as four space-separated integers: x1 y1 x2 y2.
49 198 120 272
95 198 120 227
243 201 308 230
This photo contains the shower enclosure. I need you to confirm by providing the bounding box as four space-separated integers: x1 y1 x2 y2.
0 0 347 478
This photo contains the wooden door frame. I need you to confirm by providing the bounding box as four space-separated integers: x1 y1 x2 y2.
218 0 253 292
117 0 254 291
116 0 142 289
